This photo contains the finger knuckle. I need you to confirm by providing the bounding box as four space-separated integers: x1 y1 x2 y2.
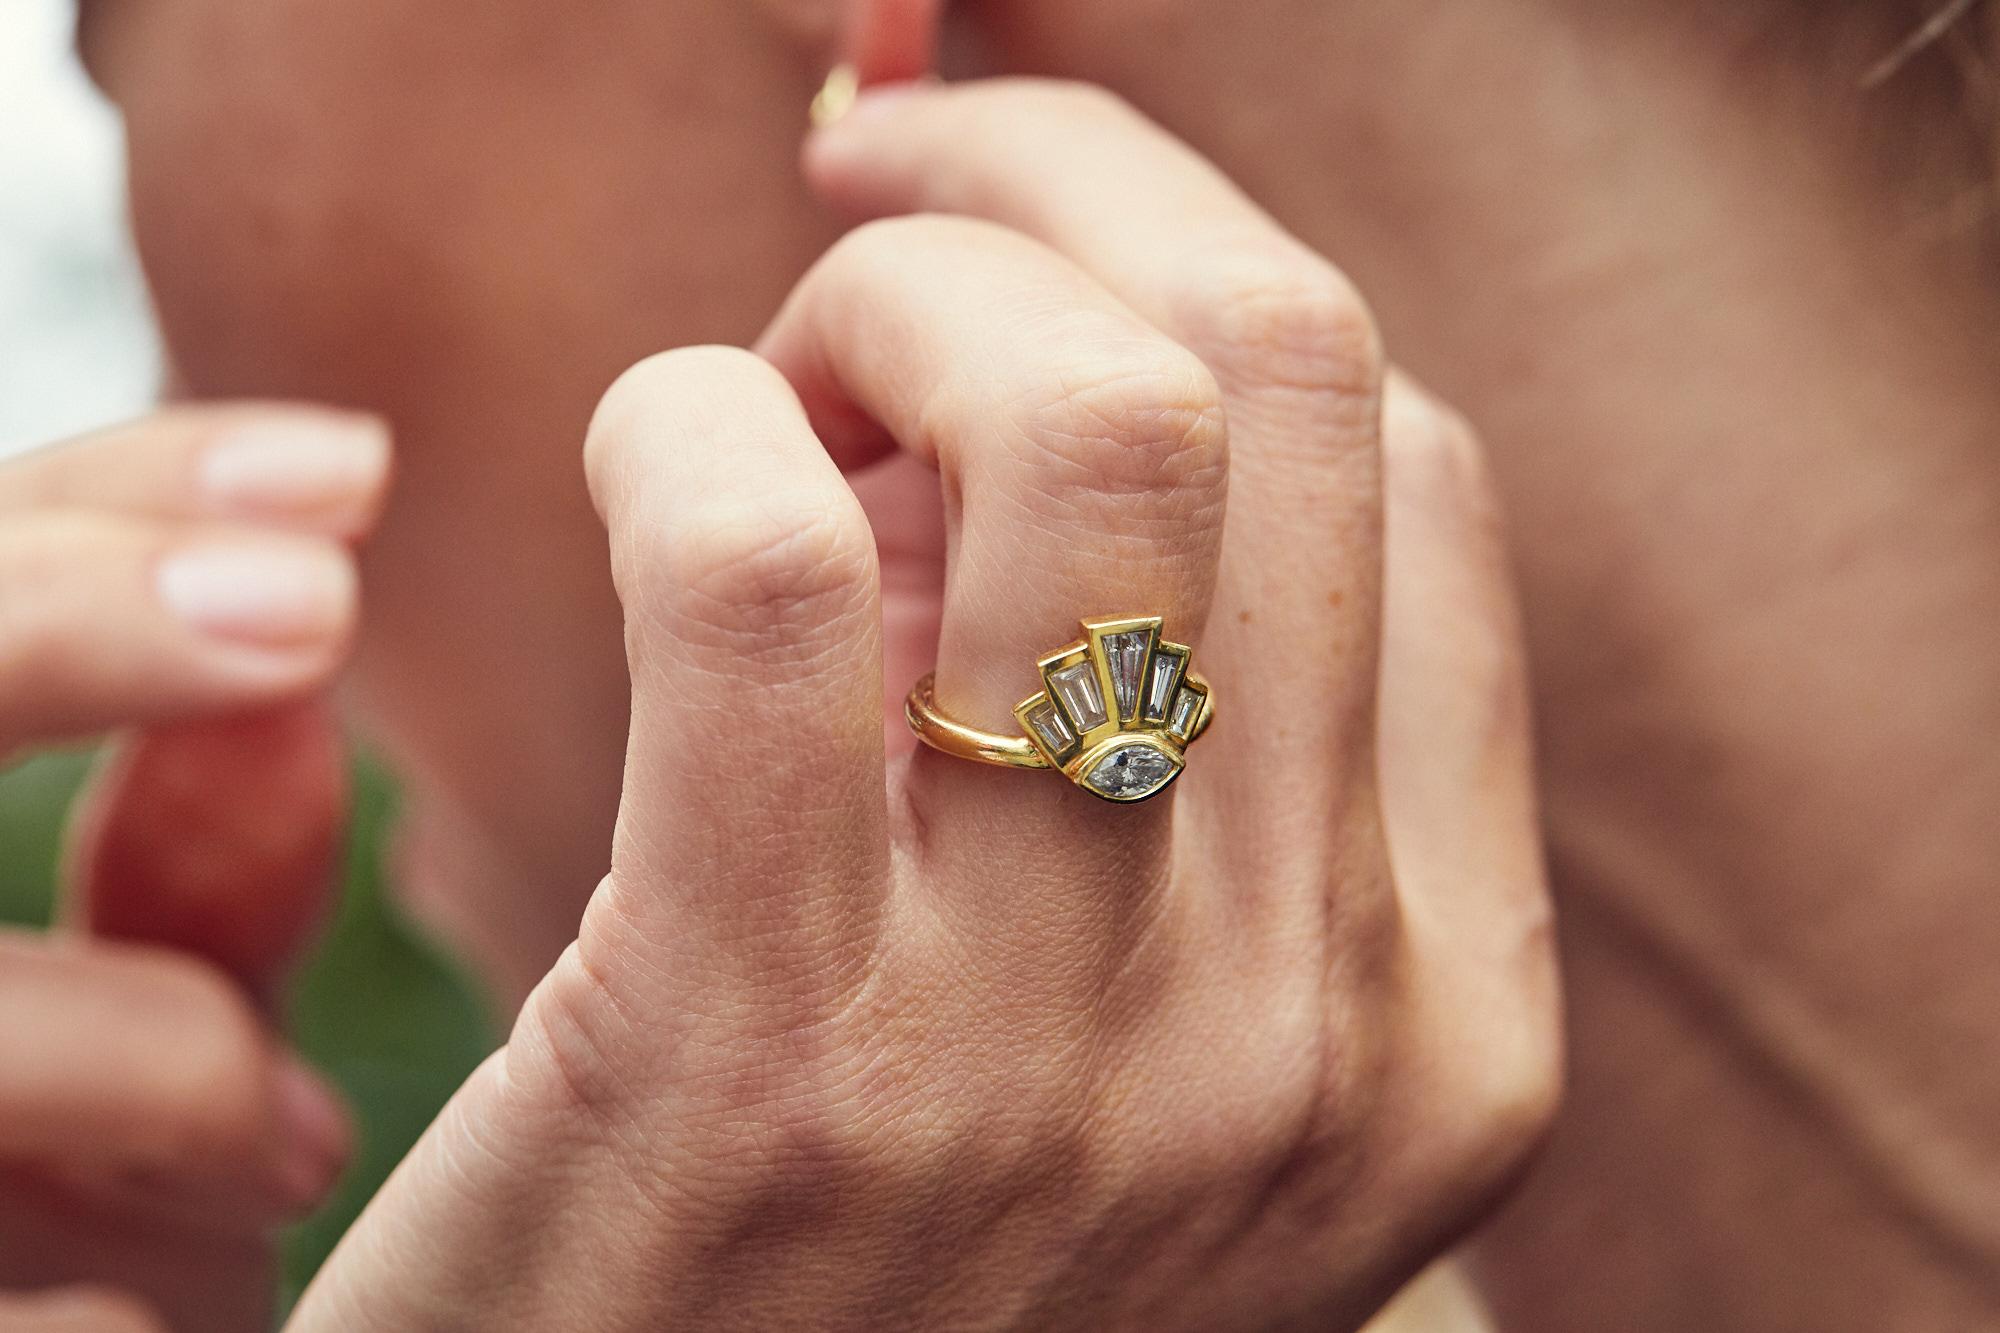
586 346 791 495
1385 382 1497 519
510 942 652 1134
1485 897 1564 1152
1458 1009 1564 1194
1005 341 1230 511
820 213 959 279
1418 921 1563 1207
1177 248 1384 416
515 939 895 1216
645 487 879 656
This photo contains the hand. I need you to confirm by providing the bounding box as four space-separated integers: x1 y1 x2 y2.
295 80 1557 1331
0 407 387 1331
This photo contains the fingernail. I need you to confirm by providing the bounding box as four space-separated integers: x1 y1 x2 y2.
809 63 860 129
199 415 389 535
272 1056 352 1210
157 540 356 647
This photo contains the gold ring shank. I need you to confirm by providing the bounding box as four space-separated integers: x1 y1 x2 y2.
904 674 1050 769
905 670 1214 770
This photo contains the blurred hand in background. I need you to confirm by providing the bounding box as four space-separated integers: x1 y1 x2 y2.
0 407 385 1331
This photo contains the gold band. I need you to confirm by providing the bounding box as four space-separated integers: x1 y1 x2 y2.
902 616 1215 803
905 673 1053 769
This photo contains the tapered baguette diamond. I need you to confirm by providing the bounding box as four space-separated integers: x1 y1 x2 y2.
1024 698 1076 756
1083 741 1178 800
1049 661 1107 731
1168 686 1202 740
1104 632 1149 720
1144 652 1183 722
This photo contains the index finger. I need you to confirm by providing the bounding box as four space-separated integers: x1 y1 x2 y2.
0 405 389 539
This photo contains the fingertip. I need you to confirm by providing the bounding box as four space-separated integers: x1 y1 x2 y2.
271 1054 353 1213
155 535 361 679
197 409 393 541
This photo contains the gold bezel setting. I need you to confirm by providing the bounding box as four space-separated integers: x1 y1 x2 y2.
904 615 1213 803
1012 615 1210 803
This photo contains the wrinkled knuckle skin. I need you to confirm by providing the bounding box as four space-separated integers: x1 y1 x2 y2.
641 490 879 659
1007 343 1230 514
510 946 652 1137
510 945 903 1224
1178 249 1384 413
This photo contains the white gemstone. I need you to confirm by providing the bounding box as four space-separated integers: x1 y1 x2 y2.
1082 742 1178 800
1168 686 1201 740
1025 699 1075 755
1104 632 1149 720
1049 661 1107 731
1144 652 1183 721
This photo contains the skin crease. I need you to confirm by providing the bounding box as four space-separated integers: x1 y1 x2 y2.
74 0 2000 1328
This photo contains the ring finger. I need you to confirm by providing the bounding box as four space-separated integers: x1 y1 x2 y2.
756 215 1229 916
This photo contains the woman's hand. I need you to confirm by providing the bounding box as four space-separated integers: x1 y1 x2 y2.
295 80 1558 1331
0 407 385 1331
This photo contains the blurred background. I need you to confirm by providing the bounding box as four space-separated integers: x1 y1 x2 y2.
0 0 494 1304
0 0 156 453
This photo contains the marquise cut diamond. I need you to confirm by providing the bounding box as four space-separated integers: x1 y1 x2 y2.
1082 742 1177 800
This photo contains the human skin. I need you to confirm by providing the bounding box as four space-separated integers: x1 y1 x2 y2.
282 79 1555 1326
79 0 2000 1328
0 407 378 1330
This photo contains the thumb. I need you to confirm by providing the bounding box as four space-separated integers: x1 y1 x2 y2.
62 698 348 1002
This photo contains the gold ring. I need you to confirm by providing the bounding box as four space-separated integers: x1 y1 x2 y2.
904 615 1213 803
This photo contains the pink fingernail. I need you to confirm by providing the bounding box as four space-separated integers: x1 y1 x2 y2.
199 415 389 535
272 1057 352 1210
157 540 356 647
